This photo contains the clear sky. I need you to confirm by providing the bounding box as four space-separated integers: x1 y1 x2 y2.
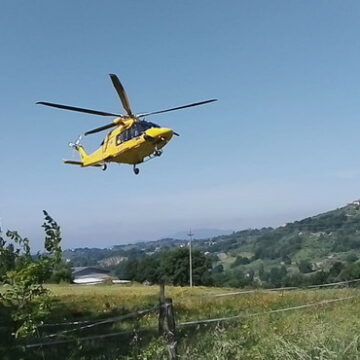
1 1 360 250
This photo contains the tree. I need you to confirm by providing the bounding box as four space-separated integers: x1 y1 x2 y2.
1 211 64 340
123 259 139 280
258 263 267 281
213 264 224 274
47 261 73 283
309 270 329 285
339 262 360 281
0 237 16 281
268 267 283 287
282 255 292 265
346 253 358 263
136 256 161 283
230 255 250 268
298 259 313 273
329 261 345 278
160 248 212 286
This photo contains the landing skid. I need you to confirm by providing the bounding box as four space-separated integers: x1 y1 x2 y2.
132 149 163 175
133 165 140 175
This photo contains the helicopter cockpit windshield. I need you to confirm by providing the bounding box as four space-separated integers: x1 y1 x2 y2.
116 121 160 144
137 120 160 132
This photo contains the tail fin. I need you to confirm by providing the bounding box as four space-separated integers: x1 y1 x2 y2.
69 138 88 162
76 145 88 162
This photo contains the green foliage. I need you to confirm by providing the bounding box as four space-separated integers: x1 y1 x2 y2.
161 247 209 286
230 255 251 268
118 257 162 284
59 202 360 290
115 247 213 286
47 261 73 283
0 211 65 345
0 236 16 280
338 262 360 280
42 210 62 263
298 259 313 274
346 253 358 263
266 266 287 287
329 261 345 278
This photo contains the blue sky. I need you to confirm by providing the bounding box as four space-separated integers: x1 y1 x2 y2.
1 1 360 250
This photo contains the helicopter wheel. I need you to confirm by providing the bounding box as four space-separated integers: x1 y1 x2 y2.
102 164 107 171
154 150 162 157
133 165 140 175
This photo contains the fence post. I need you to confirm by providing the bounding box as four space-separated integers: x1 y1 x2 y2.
159 283 165 334
159 284 177 359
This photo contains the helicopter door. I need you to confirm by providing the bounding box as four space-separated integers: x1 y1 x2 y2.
116 129 133 145
102 134 110 152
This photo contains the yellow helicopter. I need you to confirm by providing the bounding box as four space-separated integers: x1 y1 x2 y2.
37 74 217 174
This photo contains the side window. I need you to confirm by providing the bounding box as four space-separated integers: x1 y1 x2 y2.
116 134 121 145
116 126 142 145
133 125 140 138
116 130 129 145
129 127 136 139
125 130 131 141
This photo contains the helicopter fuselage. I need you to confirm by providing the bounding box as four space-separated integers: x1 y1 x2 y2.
78 119 174 167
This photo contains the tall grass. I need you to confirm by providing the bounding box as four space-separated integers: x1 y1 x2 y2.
11 285 360 359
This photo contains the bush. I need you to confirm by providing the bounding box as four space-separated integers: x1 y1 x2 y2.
298 260 313 273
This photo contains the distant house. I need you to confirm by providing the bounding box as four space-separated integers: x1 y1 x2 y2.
72 267 114 285
112 279 131 284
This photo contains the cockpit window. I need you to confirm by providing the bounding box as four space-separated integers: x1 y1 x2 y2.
116 121 160 145
137 121 160 131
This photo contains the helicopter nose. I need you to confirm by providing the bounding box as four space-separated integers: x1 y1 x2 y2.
145 128 173 142
159 128 173 141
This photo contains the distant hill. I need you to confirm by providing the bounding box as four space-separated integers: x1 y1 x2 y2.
200 200 360 274
64 200 360 274
171 228 233 240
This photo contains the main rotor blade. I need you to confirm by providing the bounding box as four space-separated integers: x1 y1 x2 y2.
37 101 122 117
109 74 133 116
84 122 116 136
138 99 217 118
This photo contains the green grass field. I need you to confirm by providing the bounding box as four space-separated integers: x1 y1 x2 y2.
4 284 360 359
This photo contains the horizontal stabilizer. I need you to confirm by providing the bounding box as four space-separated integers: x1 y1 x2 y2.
64 160 83 166
63 160 103 168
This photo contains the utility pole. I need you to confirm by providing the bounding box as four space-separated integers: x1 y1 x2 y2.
187 229 193 287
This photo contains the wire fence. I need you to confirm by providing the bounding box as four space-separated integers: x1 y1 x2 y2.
26 327 158 349
177 295 358 327
43 305 160 339
34 277 360 332
173 278 360 303
20 279 360 355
